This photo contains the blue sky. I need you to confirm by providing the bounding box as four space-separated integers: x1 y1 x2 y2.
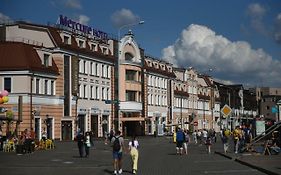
1 0 281 87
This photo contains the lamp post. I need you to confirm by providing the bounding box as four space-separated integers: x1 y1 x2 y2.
117 20 144 132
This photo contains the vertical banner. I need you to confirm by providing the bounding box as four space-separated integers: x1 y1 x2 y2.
256 121 265 136
71 56 79 96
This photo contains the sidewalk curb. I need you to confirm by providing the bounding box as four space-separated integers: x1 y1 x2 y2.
234 158 280 175
215 151 279 175
214 151 233 159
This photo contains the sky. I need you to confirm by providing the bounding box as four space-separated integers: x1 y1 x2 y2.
1 0 281 88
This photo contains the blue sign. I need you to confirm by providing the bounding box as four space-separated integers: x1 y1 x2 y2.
272 106 278 113
58 15 108 40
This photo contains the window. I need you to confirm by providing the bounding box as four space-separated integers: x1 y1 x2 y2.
96 86 99 99
84 85 87 98
102 48 107 54
107 88 110 100
91 44 96 51
36 79 40 94
78 40 84 48
126 91 136 101
51 81 54 95
4 77 11 92
107 66 111 78
125 53 134 61
101 65 104 77
96 63 99 76
84 60 87 74
44 80 48 95
43 54 49 67
102 87 105 100
126 70 137 81
63 36 70 44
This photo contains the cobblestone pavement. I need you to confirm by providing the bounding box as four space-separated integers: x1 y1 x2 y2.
0 136 270 175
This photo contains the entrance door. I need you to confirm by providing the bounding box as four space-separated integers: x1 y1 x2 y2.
123 121 144 136
91 115 98 137
46 118 53 139
34 118 40 140
61 121 72 140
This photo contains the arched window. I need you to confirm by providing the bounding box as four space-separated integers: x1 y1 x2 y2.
125 52 134 61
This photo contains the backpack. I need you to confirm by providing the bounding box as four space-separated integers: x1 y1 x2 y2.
113 136 121 152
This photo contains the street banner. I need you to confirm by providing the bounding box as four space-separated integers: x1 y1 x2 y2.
256 121 265 136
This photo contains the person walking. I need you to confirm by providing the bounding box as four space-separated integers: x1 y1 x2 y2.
84 132 91 157
205 136 212 154
176 127 184 155
183 129 190 155
76 131 84 157
111 131 124 175
221 129 229 153
233 126 242 154
128 136 139 174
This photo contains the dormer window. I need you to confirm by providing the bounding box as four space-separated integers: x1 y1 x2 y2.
63 35 70 44
91 43 96 51
43 54 50 67
78 40 85 48
125 52 134 61
102 47 107 54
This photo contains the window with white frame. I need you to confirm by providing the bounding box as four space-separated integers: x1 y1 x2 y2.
92 62 96 76
44 80 48 95
36 78 40 94
78 40 85 48
96 63 99 76
101 64 104 77
4 77 12 93
79 59 83 73
103 65 107 78
90 85 93 99
102 87 105 100
90 62 93 75
84 84 87 98
51 80 54 95
84 60 87 74
63 35 70 44
43 54 49 67
79 84 82 98
107 87 110 100
96 86 99 99
107 66 111 78
91 43 96 51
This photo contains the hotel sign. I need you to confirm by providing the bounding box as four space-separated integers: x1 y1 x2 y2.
58 15 108 40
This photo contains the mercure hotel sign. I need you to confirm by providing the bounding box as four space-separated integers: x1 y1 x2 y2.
58 15 108 40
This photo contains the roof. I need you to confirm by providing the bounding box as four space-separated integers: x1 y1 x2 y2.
0 41 59 75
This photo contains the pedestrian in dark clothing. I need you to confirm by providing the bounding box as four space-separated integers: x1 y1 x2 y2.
76 131 84 157
84 132 91 157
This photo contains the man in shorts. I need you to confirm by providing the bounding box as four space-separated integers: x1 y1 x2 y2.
111 130 124 174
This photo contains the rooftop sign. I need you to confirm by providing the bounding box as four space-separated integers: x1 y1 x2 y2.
58 15 108 40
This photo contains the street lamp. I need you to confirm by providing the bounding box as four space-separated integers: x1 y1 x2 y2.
116 20 144 132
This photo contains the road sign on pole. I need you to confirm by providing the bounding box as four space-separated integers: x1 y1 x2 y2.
221 104 232 117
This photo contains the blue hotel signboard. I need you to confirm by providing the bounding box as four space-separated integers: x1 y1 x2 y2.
58 15 108 40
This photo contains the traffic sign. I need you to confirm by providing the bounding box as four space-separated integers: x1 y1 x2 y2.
221 104 232 117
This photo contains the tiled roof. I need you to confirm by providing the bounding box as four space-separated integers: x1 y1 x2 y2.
47 26 116 63
0 42 59 75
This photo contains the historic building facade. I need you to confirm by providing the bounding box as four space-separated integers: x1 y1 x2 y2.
0 18 228 139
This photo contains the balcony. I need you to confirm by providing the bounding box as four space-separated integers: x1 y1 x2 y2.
119 101 142 112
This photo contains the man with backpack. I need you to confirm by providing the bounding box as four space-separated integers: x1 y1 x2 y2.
111 130 124 174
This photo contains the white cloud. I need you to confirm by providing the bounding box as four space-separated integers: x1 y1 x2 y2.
162 24 281 87
274 13 281 44
111 8 140 28
0 12 11 23
247 3 266 18
65 0 82 10
77 15 90 25
246 3 268 36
